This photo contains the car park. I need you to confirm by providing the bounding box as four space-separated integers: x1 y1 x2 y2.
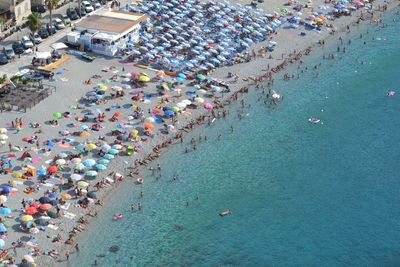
21 36 34 49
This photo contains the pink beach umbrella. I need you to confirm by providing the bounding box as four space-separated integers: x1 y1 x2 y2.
354 1 364 6
204 102 213 109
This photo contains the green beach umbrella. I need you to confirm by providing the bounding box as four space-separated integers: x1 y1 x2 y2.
52 112 62 119
87 192 97 199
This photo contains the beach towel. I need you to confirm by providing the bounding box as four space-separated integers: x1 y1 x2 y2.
63 212 76 219
31 157 41 163
47 224 59 230
60 203 70 210
60 77 69 82
26 241 38 247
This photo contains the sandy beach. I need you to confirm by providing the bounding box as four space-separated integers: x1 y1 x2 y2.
0 0 397 265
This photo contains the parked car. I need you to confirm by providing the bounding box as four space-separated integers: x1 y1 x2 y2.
67 8 79 20
81 1 94 13
4 47 15 59
21 36 34 49
75 6 86 17
61 15 71 25
91 0 101 9
31 4 46 13
54 18 65 30
0 53 8 65
38 27 49 39
12 41 25 54
47 24 57 35
29 32 42 44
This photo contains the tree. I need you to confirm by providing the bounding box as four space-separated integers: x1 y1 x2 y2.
27 13 42 53
45 0 60 35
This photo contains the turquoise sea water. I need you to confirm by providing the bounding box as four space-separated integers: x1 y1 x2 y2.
69 11 400 267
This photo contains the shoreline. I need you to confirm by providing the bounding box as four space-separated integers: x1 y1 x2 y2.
0 0 397 265
55 4 399 266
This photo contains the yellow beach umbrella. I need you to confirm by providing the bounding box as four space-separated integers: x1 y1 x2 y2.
87 143 97 150
20 215 33 222
139 75 150 82
130 129 139 137
80 131 91 137
11 172 23 179
99 85 108 90
77 181 89 188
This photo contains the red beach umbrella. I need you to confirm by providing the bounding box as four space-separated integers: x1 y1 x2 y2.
47 165 58 173
39 203 52 211
25 206 38 215
113 112 122 118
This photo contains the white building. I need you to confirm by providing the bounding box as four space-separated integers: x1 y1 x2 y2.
0 0 31 26
71 10 147 56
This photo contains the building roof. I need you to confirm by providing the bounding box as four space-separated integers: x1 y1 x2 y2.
75 11 147 34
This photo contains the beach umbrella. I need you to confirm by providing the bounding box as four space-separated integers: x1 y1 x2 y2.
25 207 37 215
103 154 114 160
112 144 122 150
0 128 7 134
74 145 85 153
47 166 58 173
39 196 50 204
139 76 150 82
0 240 4 248
176 102 187 109
145 117 155 123
107 149 119 155
1 185 11 194
77 181 89 188
130 129 139 138
101 144 111 151
60 193 72 200
58 152 69 158
80 131 91 137
164 110 175 117
194 97 204 104
97 159 110 165
87 143 97 150
85 170 98 177
83 159 96 167
0 224 6 232
87 192 97 199
0 207 11 215
74 163 85 171
52 112 62 119
48 193 58 198
204 102 213 109
46 211 57 219
34 218 48 226
144 123 154 129
55 159 66 165
39 203 52 211
171 106 180 113
20 215 33 222
70 174 82 181
113 112 122 118
95 164 107 171
182 99 192 105
71 158 81 164
0 134 8 140
0 195 7 204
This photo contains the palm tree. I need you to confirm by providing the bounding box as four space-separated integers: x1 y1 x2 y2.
27 13 42 53
45 0 60 35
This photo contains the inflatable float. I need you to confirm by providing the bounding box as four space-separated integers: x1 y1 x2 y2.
387 91 395 96
136 178 144 184
114 213 123 220
308 117 320 124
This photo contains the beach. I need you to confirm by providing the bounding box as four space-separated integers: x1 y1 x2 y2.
0 0 398 265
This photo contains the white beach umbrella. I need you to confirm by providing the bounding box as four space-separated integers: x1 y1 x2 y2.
0 134 8 140
0 128 7 134
70 174 82 181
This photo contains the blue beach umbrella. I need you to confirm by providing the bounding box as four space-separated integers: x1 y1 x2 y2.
0 224 6 232
39 196 50 204
103 154 114 160
0 239 4 248
95 164 107 171
0 208 11 215
48 193 58 198
1 185 11 194
83 159 96 167
107 149 119 155
97 159 110 165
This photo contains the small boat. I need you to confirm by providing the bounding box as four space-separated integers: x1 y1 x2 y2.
219 210 232 217
308 117 320 124
164 71 179 77
136 178 144 184
135 64 150 70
